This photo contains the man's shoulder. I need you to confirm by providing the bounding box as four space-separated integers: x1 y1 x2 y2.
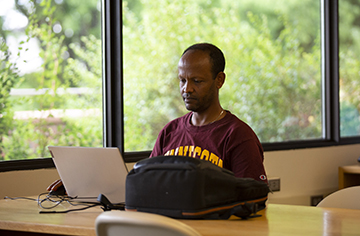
222 111 258 136
224 111 250 127
161 112 191 131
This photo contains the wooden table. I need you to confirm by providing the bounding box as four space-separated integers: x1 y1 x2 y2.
339 165 360 189
1 197 360 236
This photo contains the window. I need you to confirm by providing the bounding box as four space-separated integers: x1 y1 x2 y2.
123 0 322 151
339 0 360 137
1 0 360 172
0 0 102 163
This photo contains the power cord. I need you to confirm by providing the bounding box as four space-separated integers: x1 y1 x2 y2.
4 193 99 214
37 192 100 213
4 196 38 201
97 194 125 211
5 193 124 213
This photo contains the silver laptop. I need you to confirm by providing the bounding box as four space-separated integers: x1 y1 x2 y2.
48 146 128 204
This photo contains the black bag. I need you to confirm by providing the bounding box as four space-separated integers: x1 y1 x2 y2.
125 156 269 219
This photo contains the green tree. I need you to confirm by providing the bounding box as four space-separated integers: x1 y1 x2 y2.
1 0 102 160
0 39 22 160
122 0 322 150
339 0 360 136
2 0 360 159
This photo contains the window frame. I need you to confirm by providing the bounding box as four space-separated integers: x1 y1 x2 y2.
1 0 360 172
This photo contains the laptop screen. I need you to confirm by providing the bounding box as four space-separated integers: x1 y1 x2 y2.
49 146 128 204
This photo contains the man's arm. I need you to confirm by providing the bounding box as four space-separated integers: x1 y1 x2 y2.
149 129 165 157
226 139 267 183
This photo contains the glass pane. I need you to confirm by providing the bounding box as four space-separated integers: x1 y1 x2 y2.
0 0 102 161
339 0 360 137
123 0 322 152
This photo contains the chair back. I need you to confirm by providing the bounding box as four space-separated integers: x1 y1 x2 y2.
95 211 201 236
317 186 360 209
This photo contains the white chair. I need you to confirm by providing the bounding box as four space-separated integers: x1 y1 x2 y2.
316 186 360 209
95 211 202 236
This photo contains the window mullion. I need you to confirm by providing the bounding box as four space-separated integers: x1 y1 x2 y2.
103 0 124 156
322 0 340 143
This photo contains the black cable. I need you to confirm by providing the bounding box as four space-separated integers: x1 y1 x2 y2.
37 193 64 209
37 192 100 210
39 204 98 214
5 193 122 214
4 196 38 201
97 193 125 211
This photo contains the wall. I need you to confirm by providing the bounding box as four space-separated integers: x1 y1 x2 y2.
1 144 360 205
264 144 360 205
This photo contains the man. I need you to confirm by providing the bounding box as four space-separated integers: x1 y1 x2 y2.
47 43 267 194
150 43 267 183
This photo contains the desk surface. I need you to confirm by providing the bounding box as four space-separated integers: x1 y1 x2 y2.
1 197 360 236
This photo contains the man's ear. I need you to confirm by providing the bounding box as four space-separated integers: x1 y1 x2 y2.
215 72 226 89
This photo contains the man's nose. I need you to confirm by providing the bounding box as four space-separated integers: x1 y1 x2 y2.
183 81 194 93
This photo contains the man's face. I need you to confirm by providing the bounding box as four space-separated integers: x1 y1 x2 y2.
178 50 218 112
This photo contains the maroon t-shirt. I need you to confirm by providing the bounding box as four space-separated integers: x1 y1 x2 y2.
150 111 267 183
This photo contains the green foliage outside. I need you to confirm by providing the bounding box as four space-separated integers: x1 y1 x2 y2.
339 0 360 136
0 0 102 160
0 0 360 160
122 0 360 151
0 37 23 159
122 0 322 151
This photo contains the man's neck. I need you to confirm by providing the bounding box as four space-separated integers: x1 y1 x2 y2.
191 107 225 126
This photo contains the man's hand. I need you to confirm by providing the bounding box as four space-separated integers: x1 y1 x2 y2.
46 179 66 195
